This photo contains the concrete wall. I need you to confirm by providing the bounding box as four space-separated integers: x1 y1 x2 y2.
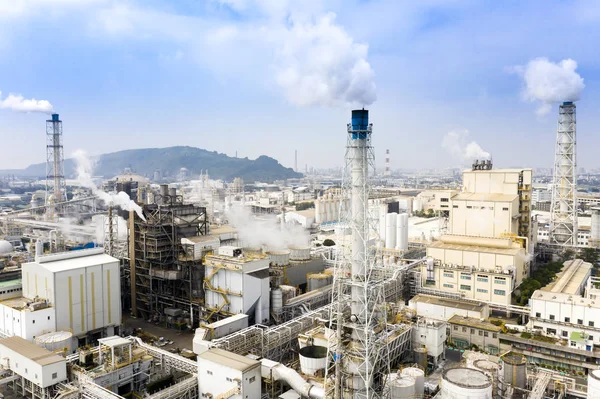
408 299 489 321
449 324 500 353
198 357 261 399
449 197 519 237
0 343 66 388
0 305 54 341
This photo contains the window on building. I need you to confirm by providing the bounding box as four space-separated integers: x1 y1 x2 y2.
590 335 594 341
25 369 27 374
484 332 489 337
453 205 458 208
35 374 37 379
48 316 50 320
477 288 488 293
471 329 475 334
207 370 213 375
578 319 583 325
467 206 473 209
495 277 506 285
565 317 570 323
52 373 57 379
32 320 35 324
443 272 453 278
461 274 471 280
493 333 497 338
441 198 449 202
494 289 506 296
477 277 488 282
562 331 568 337
502 207 509 211
549 315 555 320
249 376 256 384
462 327 467 332
536 312 541 318
591 321 595 327
479 331 483 336
460 285 471 291
570 341 576 347
443 284 454 289
454 326 458 331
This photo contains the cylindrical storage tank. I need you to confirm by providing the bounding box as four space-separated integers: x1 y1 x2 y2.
35 240 43 257
500 353 526 390
0 240 13 256
266 250 290 266
298 345 327 376
591 208 600 247
160 184 169 197
441 368 492 399
401 367 425 396
414 346 428 372
243 247 263 257
307 273 333 291
388 375 416 399
34 331 73 353
401 213 409 250
280 285 296 303
588 369 600 398
271 289 283 313
464 351 488 368
315 199 322 224
473 359 499 397
289 246 311 261
413 198 423 212
169 187 177 197
385 213 397 249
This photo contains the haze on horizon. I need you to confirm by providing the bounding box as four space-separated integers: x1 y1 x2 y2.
1 0 599 172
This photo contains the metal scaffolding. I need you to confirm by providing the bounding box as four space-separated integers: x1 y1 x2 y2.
45 114 66 212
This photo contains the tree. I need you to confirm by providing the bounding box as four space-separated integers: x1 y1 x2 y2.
560 249 575 263
426 209 434 217
580 248 599 266
323 239 336 247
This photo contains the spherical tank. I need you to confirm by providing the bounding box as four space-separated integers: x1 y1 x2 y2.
266 250 290 266
385 213 397 249
34 331 73 353
289 246 311 261
588 369 600 398
401 367 425 395
298 345 327 376
500 353 526 389
388 375 415 399
271 289 283 313
441 368 492 399
0 240 13 255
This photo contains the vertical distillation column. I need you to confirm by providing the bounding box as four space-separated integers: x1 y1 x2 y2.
550 102 578 246
45 113 65 205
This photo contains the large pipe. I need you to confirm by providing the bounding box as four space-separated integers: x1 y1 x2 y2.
270 363 325 399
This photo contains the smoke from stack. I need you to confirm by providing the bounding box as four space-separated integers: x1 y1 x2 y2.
0 91 53 113
510 57 585 115
72 150 145 221
442 129 490 164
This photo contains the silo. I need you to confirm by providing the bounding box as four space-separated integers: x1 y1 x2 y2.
401 213 409 249
500 352 526 390
591 207 600 247
35 331 73 353
271 289 283 314
307 273 333 291
315 198 322 224
414 346 428 372
441 368 493 399
298 345 327 376
473 359 499 396
396 213 408 250
266 250 290 266
325 198 333 223
588 369 600 398
401 367 425 395
388 375 416 399
385 213 398 249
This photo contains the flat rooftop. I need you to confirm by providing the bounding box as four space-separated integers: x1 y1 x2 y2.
0 297 51 312
198 348 260 372
410 294 487 312
0 336 65 366
28 249 118 273
542 259 591 295
428 240 523 256
449 315 502 332
98 336 131 348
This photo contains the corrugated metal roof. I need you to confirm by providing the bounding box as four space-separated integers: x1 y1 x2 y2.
33 253 117 273
0 336 65 366
198 348 259 372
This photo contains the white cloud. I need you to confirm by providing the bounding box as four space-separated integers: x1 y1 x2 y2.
0 91 53 113
442 129 490 164
511 57 585 115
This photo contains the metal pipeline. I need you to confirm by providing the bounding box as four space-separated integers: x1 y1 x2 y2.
269 362 325 399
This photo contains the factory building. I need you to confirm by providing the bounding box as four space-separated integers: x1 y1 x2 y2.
420 166 532 306
448 315 502 354
197 348 262 399
0 249 120 347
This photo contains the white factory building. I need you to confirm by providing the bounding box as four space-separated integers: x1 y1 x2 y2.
0 249 121 348
420 167 533 306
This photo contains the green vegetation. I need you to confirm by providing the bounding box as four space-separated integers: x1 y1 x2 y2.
515 260 564 306
413 209 436 218
323 239 336 247
580 248 599 266
489 319 504 327
520 332 532 339
296 202 315 211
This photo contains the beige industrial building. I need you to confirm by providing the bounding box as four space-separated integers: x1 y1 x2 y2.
420 168 533 306
448 315 502 354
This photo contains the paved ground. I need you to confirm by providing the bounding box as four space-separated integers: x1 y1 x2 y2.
123 315 195 352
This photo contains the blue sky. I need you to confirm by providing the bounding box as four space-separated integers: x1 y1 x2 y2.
0 0 599 171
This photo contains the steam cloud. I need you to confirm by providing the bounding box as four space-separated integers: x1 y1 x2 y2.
72 150 145 220
0 91 53 113
226 204 310 249
443 129 490 163
511 58 585 115
276 13 376 107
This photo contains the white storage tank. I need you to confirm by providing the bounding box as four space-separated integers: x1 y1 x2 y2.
385 213 398 249
315 199 322 224
588 369 600 399
591 207 600 247
395 213 408 251
307 273 333 291
464 351 488 368
0 240 13 256
401 367 424 395
298 345 327 376
34 331 73 353
289 246 311 261
388 375 416 399
271 289 283 313
441 368 492 399
267 250 290 266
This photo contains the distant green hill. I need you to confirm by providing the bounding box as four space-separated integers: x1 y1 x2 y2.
2 146 302 182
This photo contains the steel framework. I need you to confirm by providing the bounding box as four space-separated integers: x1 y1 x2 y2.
46 114 66 208
550 102 578 247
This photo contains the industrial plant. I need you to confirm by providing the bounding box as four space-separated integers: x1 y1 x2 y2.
0 98 598 399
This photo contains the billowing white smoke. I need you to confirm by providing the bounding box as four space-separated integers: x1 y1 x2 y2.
511 58 585 115
72 149 145 221
442 129 490 164
0 91 53 113
276 13 376 107
226 204 310 249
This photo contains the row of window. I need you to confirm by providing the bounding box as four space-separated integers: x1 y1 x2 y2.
536 313 594 327
452 325 498 338
460 285 505 296
443 272 507 285
0 288 21 295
